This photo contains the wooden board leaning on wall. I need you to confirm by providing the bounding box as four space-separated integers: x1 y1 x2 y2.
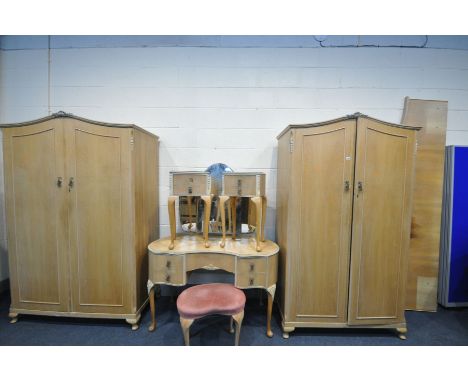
401 97 448 311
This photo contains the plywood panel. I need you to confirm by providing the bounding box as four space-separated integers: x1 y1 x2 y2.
401 97 447 311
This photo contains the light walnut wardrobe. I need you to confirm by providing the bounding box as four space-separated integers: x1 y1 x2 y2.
1 112 159 330
276 113 420 339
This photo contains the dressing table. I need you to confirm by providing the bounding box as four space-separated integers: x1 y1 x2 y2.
147 234 279 337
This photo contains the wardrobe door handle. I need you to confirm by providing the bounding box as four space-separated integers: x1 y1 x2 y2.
57 177 63 188
68 177 75 192
358 181 363 192
344 181 350 191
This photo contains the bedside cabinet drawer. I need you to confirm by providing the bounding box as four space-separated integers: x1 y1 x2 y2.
170 171 211 196
236 257 267 288
149 254 185 285
222 172 265 197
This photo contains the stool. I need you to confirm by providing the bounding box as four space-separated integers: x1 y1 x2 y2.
176 283 246 346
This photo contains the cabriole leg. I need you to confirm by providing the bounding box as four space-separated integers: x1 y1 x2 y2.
266 285 276 338
251 196 263 252
180 317 194 346
168 195 178 250
148 287 157 332
219 195 229 248
230 196 237 240
201 195 212 248
232 310 244 346
261 196 267 242
187 196 192 230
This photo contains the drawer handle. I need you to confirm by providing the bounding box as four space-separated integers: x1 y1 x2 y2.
250 263 255 271
249 278 254 286
68 177 74 192
166 260 171 268
166 275 171 282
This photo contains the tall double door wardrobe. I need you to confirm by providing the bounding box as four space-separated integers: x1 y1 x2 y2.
276 113 420 339
1 112 159 330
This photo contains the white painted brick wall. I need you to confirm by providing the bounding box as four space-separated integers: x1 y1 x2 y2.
1 45 468 281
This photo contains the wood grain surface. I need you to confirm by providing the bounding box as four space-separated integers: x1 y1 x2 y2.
401 97 447 311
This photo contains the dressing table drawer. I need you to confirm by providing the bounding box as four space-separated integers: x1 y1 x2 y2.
236 257 267 288
186 253 235 273
149 254 185 285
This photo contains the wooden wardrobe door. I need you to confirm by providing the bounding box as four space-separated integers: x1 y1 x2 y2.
290 120 356 323
3 120 70 312
65 119 133 314
348 118 416 325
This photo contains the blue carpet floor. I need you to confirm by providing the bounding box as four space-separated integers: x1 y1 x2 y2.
0 291 467 345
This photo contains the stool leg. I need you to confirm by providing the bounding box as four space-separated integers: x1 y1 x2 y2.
232 310 244 346
201 195 212 248
180 317 194 346
219 196 229 248
168 196 178 250
251 196 262 252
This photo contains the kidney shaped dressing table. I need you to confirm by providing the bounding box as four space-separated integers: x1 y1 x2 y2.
147 234 279 337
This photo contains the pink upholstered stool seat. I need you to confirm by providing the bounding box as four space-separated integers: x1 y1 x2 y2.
176 283 246 345
177 283 246 319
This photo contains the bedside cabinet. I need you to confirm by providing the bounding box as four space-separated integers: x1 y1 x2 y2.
168 171 213 249
220 172 266 251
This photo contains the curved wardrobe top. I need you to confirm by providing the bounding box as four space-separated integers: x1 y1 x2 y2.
0 111 159 139
276 112 422 140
